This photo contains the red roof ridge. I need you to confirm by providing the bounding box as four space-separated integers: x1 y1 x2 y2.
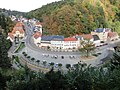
64 37 77 41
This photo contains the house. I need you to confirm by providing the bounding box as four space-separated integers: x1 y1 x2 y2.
33 31 42 46
91 28 111 42
11 28 25 38
10 15 16 21
81 34 94 42
50 36 64 49
63 37 79 50
40 35 64 48
92 35 101 46
7 22 25 42
108 32 119 41
40 36 52 47
34 22 42 34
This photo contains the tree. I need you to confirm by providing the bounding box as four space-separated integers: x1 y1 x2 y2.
36 60 40 65
66 64 71 70
0 72 6 89
26 56 30 58
43 61 47 67
111 52 120 70
49 62 54 68
79 40 96 57
58 63 62 70
31 58 35 62
0 31 11 68
24 54 27 57
45 70 68 90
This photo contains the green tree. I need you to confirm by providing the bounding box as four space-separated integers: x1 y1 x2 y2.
79 40 96 57
58 63 62 70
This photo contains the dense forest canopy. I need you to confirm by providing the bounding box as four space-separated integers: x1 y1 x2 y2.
0 8 26 17
0 14 13 69
28 0 120 37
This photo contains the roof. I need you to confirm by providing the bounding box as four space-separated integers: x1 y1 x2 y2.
8 33 14 39
81 34 93 40
95 28 104 33
105 28 111 32
41 35 64 41
108 32 118 38
15 22 23 27
75 36 83 40
33 32 42 39
64 37 77 41
12 29 24 34
13 26 23 30
92 35 100 41
95 28 111 33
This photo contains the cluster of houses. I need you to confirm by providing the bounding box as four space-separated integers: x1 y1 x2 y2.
7 22 25 42
33 24 119 51
7 20 119 51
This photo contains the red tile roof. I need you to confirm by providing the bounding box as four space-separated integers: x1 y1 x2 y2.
64 37 77 41
81 34 93 40
15 22 23 27
108 32 118 38
12 29 24 34
33 32 42 39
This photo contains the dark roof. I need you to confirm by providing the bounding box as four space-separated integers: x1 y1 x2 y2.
95 28 104 33
92 35 100 41
95 28 111 33
41 35 64 41
75 36 83 40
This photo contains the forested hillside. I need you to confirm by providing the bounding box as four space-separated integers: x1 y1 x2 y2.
0 8 26 17
0 14 14 68
28 0 120 37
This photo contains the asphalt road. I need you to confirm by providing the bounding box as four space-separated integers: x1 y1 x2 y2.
8 22 120 72
21 22 120 67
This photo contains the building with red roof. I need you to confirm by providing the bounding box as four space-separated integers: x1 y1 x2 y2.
33 31 42 46
63 37 79 50
7 22 25 42
108 32 119 41
80 34 94 41
64 37 77 41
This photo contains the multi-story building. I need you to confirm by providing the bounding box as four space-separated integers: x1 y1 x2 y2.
34 22 42 34
91 28 111 42
32 27 119 50
33 31 42 46
108 32 119 41
63 37 79 50
7 22 25 42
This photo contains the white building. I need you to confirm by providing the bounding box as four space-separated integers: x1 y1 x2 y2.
7 22 25 42
34 22 42 34
33 32 42 46
63 37 79 50
91 28 111 42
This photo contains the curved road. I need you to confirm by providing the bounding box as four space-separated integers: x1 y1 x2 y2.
21 22 120 68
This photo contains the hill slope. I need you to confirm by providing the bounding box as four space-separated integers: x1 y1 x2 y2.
28 0 120 37
0 8 26 17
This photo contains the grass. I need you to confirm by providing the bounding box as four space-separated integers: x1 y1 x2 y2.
15 42 25 53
